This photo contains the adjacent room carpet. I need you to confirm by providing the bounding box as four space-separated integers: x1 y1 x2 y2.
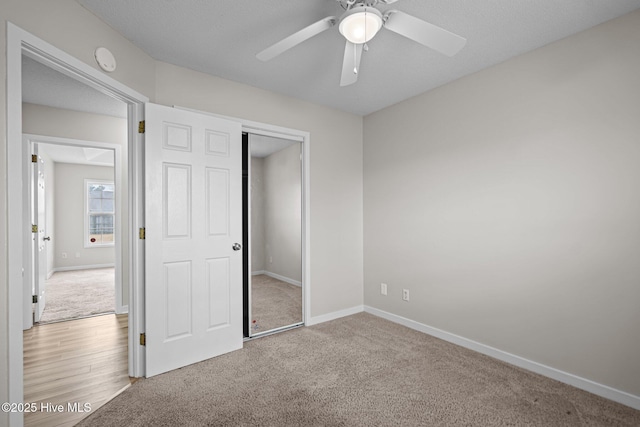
78 312 640 426
38 268 115 324
251 274 302 333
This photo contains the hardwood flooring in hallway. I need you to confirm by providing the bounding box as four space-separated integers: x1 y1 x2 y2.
23 314 130 426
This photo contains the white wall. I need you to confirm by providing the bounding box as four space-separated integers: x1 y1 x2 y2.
53 163 115 269
262 143 302 283
363 10 640 397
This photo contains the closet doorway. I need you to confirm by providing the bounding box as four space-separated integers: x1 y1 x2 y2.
243 132 304 337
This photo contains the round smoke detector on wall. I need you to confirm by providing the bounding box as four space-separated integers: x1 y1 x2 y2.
94 47 116 73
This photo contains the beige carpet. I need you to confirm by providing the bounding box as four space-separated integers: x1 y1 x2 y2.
250 274 302 333
39 268 115 324
79 313 639 426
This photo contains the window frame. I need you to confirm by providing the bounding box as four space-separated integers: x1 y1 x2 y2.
84 179 116 248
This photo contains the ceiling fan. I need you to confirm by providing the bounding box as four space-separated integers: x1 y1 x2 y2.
256 0 466 86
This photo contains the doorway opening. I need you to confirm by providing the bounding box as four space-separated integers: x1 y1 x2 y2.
23 135 124 326
7 22 148 425
20 56 131 424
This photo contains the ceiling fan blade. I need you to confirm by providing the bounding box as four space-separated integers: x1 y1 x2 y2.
384 10 466 57
340 41 363 87
257 16 336 61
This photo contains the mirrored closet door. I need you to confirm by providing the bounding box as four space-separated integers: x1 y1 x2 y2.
245 133 303 336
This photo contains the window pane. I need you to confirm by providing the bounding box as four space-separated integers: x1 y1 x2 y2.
89 198 102 212
88 213 115 245
102 199 114 212
87 182 115 246
103 185 114 198
89 184 104 198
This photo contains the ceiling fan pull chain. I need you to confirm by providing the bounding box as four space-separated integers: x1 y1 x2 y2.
353 45 358 74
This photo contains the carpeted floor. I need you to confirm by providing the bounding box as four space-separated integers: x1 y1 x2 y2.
38 268 115 324
250 274 302 333
78 312 640 426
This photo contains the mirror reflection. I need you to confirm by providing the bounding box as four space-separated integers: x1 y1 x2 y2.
249 134 302 335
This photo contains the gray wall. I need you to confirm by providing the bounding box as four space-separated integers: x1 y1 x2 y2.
53 163 115 269
251 143 303 283
250 157 266 273
363 10 640 397
261 143 302 283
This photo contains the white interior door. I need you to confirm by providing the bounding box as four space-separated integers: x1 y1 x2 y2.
33 149 47 322
145 103 243 377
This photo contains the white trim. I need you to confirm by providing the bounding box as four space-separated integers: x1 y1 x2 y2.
7 23 149 419
260 271 302 287
251 270 266 276
176 106 305 142
51 263 115 273
7 24 26 426
307 305 364 326
364 306 640 411
175 106 312 330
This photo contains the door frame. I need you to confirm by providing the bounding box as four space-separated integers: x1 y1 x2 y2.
176 107 311 327
22 134 125 329
7 22 148 422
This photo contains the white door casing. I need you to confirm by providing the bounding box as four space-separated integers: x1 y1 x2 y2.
33 149 47 323
145 103 243 377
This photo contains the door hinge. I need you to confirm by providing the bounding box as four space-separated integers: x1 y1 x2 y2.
31 154 38 163
139 333 146 346
138 120 145 134
32 224 38 233
139 227 146 240
32 295 38 304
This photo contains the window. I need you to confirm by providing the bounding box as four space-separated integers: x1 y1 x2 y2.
85 180 115 247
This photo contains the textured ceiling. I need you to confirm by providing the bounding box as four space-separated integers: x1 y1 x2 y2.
76 0 640 116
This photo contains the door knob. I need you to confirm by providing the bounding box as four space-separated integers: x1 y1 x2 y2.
232 243 242 251
43 236 51 241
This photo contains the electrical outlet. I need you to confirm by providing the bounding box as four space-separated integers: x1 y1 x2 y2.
61 252 67 259
402 289 410 302
269 256 273 263
381 283 387 296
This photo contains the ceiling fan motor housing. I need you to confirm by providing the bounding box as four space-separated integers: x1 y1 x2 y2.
339 5 384 44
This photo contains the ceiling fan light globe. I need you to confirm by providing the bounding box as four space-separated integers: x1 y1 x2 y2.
339 7 383 44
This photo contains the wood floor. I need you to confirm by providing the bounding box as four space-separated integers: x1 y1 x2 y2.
23 314 131 427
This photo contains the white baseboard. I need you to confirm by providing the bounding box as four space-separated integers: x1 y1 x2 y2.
116 304 128 315
307 305 364 326
257 270 302 287
52 263 115 273
364 305 640 411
